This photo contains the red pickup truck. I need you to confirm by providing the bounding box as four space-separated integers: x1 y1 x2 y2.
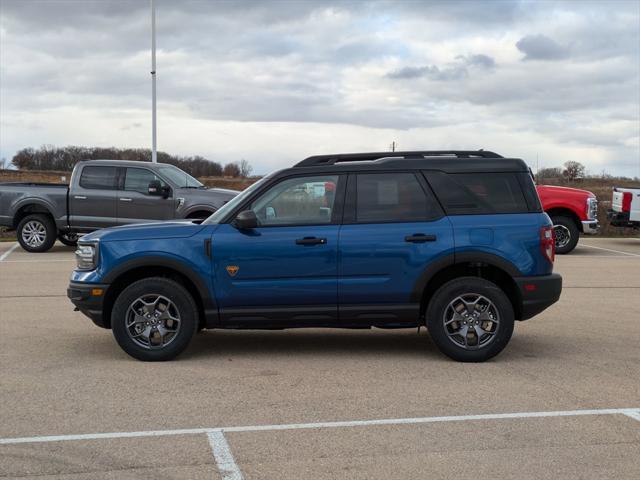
536 185 599 254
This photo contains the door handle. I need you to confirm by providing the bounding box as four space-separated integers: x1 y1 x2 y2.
405 234 436 243
295 237 327 246
74 196 87 200
120 198 132 202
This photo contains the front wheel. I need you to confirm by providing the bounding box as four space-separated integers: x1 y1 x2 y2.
426 277 514 362
111 277 199 361
551 215 579 254
57 232 79 247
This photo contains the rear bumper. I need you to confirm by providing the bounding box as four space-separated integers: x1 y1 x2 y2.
67 281 110 328
607 210 638 228
581 220 599 234
514 273 562 320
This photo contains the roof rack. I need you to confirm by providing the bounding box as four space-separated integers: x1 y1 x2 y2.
294 150 503 167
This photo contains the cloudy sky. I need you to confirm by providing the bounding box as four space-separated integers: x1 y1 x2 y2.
0 0 639 176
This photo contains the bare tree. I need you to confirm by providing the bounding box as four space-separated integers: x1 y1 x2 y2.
563 161 585 181
10 145 223 176
223 162 241 177
239 159 253 178
537 167 562 182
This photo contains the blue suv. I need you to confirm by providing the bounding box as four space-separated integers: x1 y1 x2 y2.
68 150 562 362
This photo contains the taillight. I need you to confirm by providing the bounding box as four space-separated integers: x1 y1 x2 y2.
622 192 632 213
540 226 555 263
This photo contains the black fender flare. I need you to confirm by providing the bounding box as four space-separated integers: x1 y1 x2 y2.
12 199 57 227
103 256 219 327
182 205 217 218
410 252 522 303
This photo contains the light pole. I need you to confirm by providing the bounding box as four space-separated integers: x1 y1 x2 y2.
151 0 157 163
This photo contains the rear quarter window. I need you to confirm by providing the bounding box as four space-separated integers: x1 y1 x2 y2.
424 171 530 215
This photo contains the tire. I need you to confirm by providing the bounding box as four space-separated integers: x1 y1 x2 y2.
426 277 515 362
111 277 199 361
57 232 79 247
550 215 579 254
16 214 57 253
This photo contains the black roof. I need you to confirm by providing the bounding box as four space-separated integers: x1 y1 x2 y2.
290 150 529 174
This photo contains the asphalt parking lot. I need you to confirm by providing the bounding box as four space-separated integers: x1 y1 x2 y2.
1 237 639 479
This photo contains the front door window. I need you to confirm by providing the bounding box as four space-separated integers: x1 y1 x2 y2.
250 175 339 226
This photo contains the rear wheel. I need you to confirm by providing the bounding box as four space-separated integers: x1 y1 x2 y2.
551 215 579 254
111 277 198 361
426 277 514 362
16 214 57 252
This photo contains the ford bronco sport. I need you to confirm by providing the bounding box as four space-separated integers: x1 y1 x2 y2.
68 150 562 362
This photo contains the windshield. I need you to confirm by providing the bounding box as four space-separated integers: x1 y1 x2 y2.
203 175 272 225
157 165 204 188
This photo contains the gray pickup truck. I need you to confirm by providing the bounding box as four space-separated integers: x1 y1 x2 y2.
0 159 238 252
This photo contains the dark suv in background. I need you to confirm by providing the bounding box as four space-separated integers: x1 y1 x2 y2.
68 150 562 362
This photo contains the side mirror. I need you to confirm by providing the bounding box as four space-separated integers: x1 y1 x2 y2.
233 210 258 230
148 180 170 198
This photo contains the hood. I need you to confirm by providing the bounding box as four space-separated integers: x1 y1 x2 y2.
208 187 240 195
174 187 239 208
175 187 239 197
81 220 206 243
536 184 595 197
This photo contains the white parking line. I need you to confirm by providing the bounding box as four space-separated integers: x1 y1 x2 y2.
0 243 19 262
1 259 74 263
207 430 244 480
625 410 640 422
1 407 638 445
568 255 640 258
578 244 640 257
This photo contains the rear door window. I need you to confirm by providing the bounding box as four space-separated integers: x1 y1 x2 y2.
424 171 529 215
78 166 118 190
355 173 439 223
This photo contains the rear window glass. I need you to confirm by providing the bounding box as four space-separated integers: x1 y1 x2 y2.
424 171 529 215
518 172 543 212
79 166 118 190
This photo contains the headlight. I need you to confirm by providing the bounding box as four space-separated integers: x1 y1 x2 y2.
75 244 97 270
586 197 598 220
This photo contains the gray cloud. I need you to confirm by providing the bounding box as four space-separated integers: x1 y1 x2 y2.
461 54 496 69
516 34 570 60
386 54 495 80
0 0 638 176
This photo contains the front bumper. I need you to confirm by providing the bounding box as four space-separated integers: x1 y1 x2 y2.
67 281 110 328
514 273 562 320
581 220 599 234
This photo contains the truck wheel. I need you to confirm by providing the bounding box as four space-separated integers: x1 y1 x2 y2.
16 214 57 253
57 232 79 247
550 215 579 254
426 277 514 362
111 277 198 361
